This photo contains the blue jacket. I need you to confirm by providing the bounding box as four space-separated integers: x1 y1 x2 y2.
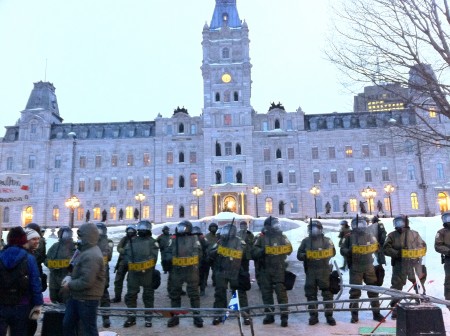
0 245 44 306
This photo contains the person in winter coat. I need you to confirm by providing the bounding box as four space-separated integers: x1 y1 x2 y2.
297 220 336 326
62 223 106 336
338 220 351 270
157 226 172 274
0 226 43 336
435 211 450 310
383 215 427 319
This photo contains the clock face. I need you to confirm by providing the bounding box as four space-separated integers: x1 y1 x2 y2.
221 73 232 83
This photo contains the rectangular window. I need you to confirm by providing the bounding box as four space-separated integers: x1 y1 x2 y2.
313 171 320 184
191 124 197 135
379 144 387 157
264 170 272 185
78 179 85 193
166 204 174 218
55 155 61 168
287 147 294 160
167 175 174 188
362 144 370 157
52 207 59 221
127 177 133 190
143 176 150 190
143 205 150 219
382 168 390 181
125 206 133 219
407 165 416 180
350 198 358 212
190 151 197 163
110 207 117 220
286 120 293 130
110 178 118 191
6 157 13 170
345 146 353 158
95 155 102 168
263 148 270 161
190 202 197 217
328 147 336 159
330 170 338 184
384 198 391 214
262 121 268 131
190 173 198 188
437 163 445 180
311 147 319 160
53 178 60 192
93 207 100 220
225 142 232 156
77 207 84 221
127 154 134 167
94 178 101 192
79 156 86 168
224 114 232 126
288 170 296 184
167 151 173 164
29 155 36 169
166 125 172 135
429 107 437 118
143 153 151 166
364 169 372 183
111 154 118 167
347 169 355 183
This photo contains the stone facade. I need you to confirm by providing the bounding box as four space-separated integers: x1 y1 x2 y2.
1 0 450 227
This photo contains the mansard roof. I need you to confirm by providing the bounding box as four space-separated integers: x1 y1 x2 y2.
25 81 60 116
210 0 241 29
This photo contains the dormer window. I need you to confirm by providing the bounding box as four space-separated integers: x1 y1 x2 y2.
223 13 228 23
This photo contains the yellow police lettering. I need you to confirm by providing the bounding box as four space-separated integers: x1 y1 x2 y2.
351 243 378 254
47 259 70 269
172 255 199 267
306 248 333 259
128 258 156 271
217 245 243 259
401 247 426 259
265 244 293 255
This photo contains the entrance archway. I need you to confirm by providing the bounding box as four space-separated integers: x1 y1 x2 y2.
223 195 237 213
438 192 449 213
23 206 33 226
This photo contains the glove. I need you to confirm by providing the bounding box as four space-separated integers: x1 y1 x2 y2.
29 305 42 320
61 275 72 287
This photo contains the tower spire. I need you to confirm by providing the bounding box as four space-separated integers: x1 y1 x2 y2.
210 0 241 29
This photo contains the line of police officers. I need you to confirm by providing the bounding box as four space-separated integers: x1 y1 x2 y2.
40 212 450 329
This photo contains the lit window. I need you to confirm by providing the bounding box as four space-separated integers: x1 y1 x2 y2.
143 205 150 219
93 206 101 220
349 198 358 212
143 153 151 166
77 207 84 221
143 176 150 190
79 156 86 168
126 206 134 219
190 173 198 188
127 154 134 167
190 202 197 217
362 144 370 157
429 107 437 118
166 204 174 218
345 146 353 158
52 206 59 221
94 178 101 192
383 198 391 214
167 175 174 188
190 151 197 163
167 151 173 164
110 207 117 220
411 192 419 210
111 154 118 167
265 198 273 214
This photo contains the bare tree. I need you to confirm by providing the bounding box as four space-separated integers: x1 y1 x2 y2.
327 0 450 146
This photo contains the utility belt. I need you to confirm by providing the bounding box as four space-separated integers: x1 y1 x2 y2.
47 259 70 269
306 247 333 260
401 247 426 259
352 243 378 255
265 244 292 255
172 255 199 267
128 259 156 272
218 245 243 259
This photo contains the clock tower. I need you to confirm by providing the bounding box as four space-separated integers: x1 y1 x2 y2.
201 0 253 127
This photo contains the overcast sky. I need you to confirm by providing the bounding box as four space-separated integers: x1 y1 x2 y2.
0 0 355 132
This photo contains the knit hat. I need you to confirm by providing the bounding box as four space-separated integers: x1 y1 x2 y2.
7 226 28 246
25 228 40 241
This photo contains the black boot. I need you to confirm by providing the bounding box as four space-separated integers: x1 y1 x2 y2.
193 316 204 328
309 315 319 325
167 316 180 327
263 316 275 324
326 316 336 326
123 317 136 328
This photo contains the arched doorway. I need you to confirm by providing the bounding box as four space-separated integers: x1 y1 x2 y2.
23 206 33 226
223 195 237 213
438 192 449 213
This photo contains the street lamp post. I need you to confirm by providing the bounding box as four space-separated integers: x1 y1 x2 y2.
192 188 204 219
65 195 80 228
361 186 377 215
251 186 262 217
309 186 321 219
134 192 146 221
384 184 395 217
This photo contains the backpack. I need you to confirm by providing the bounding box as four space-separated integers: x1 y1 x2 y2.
0 255 29 305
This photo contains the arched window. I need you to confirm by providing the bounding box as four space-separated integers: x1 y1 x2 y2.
222 47 230 58
215 92 220 102
216 142 222 156
274 119 280 129
234 91 239 101
179 206 185 218
179 175 185 188
215 170 222 184
276 149 282 159
290 197 298 213
410 192 419 210
236 170 242 183
277 171 283 184
178 123 184 134
52 205 59 221
179 152 185 163
265 198 273 214
236 143 241 155
3 206 9 223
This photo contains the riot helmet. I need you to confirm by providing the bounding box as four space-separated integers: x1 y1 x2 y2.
239 221 248 231
126 225 137 238
95 222 108 236
351 216 368 231
308 220 323 237
264 216 281 233
162 225 170 235
176 220 193 235
208 222 218 234
442 212 450 227
58 226 73 241
192 226 202 235
393 215 408 231
221 223 237 240
137 220 152 237
340 220 349 227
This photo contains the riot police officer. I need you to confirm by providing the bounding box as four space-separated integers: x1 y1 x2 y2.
338 220 351 270
45 226 76 303
192 226 208 296
112 225 136 303
384 215 426 319
252 216 292 327
435 211 450 310
157 226 171 274
96 222 114 328
297 220 336 326
340 216 384 323
123 221 159 328
204 222 219 287
166 220 204 328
